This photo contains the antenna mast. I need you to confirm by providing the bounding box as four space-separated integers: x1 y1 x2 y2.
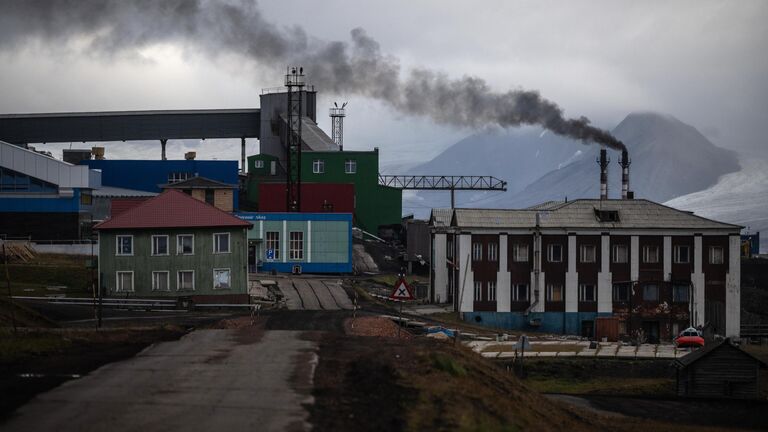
329 102 347 151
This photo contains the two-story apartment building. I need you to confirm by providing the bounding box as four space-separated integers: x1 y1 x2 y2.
430 199 742 341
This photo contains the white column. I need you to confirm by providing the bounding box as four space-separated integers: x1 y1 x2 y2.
630 235 639 283
663 236 672 281
725 235 741 338
282 220 287 263
458 234 474 312
259 220 263 239
433 233 448 303
691 235 705 327
597 234 612 313
307 220 312 263
565 235 578 312
497 234 511 312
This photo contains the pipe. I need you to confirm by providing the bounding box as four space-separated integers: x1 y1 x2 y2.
599 148 609 200
619 149 631 199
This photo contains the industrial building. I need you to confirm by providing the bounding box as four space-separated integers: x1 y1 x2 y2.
236 212 352 274
0 140 102 240
95 189 251 303
430 150 743 341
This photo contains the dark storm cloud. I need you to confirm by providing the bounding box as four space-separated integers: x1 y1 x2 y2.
0 0 625 150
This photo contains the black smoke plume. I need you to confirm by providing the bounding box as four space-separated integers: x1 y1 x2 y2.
0 0 626 150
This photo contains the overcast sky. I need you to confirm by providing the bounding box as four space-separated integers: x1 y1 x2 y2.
0 0 765 168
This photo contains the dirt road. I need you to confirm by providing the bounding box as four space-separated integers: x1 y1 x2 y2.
2 327 317 432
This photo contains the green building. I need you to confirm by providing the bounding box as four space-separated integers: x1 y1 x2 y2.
95 189 252 302
245 149 402 234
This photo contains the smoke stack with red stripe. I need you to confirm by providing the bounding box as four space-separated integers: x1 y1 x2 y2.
598 148 609 200
619 149 631 199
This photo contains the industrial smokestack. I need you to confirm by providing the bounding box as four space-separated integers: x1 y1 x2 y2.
619 149 631 200
598 148 609 200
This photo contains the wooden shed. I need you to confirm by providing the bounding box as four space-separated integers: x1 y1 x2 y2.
673 338 766 399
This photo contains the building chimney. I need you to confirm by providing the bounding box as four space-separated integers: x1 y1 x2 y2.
598 148 609 200
619 149 631 199
185 151 196 160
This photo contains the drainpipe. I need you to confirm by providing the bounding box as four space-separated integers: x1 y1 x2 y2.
525 213 542 317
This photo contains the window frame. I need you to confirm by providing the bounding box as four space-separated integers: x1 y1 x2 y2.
474 281 482 301
674 245 690 264
289 231 304 261
579 244 597 263
151 235 169 256
487 242 498 262
344 159 357 174
177 270 195 291
642 284 659 302
177 234 195 255
213 232 231 254
116 271 134 292
546 283 563 302
204 189 215 205
266 231 280 260
642 245 660 264
487 281 496 301
115 235 134 256
512 283 530 302
472 242 483 261
672 284 689 303
547 244 563 263
512 243 529 262
254 160 265 169
213 268 232 290
312 159 325 174
578 284 596 302
613 283 630 302
709 246 724 265
151 271 170 292
612 244 628 264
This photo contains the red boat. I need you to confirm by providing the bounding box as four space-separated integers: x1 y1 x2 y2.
675 327 705 348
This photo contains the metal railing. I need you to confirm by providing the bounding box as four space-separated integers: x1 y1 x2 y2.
741 324 768 337
378 175 507 191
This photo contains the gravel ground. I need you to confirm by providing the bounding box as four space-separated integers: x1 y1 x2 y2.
344 316 412 339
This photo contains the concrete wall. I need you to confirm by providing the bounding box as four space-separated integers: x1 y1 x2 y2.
32 243 96 255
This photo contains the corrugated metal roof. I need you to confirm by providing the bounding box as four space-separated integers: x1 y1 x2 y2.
93 186 158 198
94 189 251 230
453 199 742 230
430 208 453 227
526 200 568 210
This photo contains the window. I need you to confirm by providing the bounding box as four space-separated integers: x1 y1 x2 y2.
213 233 230 254
312 159 325 174
612 244 628 264
168 172 193 184
151 235 169 256
177 234 194 255
447 238 454 258
177 270 195 291
472 242 483 261
152 271 169 291
205 189 215 205
674 245 690 264
546 284 563 302
344 159 357 174
266 231 280 260
512 243 529 262
672 284 689 303
642 245 659 263
512 284 529 301
474 281 482 301
213 269 231 290
254 160 264 169
709 246 724 264
116 235 133 256
547 244 563 263
613 283 630 302
488 243 498 262
642 284 659 302
487 281 496 301
595 209 620 222
0 167 57 193
116 271 134 292
289 231 304 260
80 191 92 206
579 284 596 302
579 244 596 263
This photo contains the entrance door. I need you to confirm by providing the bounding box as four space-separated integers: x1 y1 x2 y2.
581 320 595 339
642 321 660 344
248 241 257 273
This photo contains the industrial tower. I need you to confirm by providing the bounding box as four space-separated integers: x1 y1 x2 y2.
329 102 347 151
285 66 305 212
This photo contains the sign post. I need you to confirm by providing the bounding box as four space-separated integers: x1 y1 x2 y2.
390 276 414 338
514 335 531 377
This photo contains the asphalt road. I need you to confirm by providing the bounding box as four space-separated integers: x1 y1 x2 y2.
2 328 318 432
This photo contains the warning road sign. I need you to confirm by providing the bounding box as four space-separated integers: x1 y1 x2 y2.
390 278 414 300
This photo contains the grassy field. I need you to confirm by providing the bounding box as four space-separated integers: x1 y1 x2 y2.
3 253 93 297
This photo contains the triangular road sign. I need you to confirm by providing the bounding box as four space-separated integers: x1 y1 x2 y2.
390 278 414 300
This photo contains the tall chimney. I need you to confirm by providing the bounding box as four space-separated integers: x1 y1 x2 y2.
619 149 631 200
598 148 609 200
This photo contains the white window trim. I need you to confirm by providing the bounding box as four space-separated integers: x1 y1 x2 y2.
266 231 280 260
213 268 232 290
254 160 264 168
709 246 724 264
116 271 134 292
151 271 170 292
115 235 134 256
612 244 628 264
312 159 325 174
474 281 482 301
488 243 498 262
546 284 563 302
512 284 530 301
642 245 660 264
579 284 596 302
472 242 483 261
487 281 497 301
512 244 529 263
177 234 195 255
177 270 195 291
579 244 597 263
547 244 563 263
213 232 231 254
151 235 170 256
288 231 304 261
344 159 357 174
674 245 690 264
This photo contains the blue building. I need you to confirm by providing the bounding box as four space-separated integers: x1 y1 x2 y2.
236 212 353 274
0 140 101 239
82 159 240 209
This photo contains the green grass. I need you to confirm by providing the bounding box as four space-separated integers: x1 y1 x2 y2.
431 352 467 377
524 376 674 396
0 329 71 362
3 253 92 296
